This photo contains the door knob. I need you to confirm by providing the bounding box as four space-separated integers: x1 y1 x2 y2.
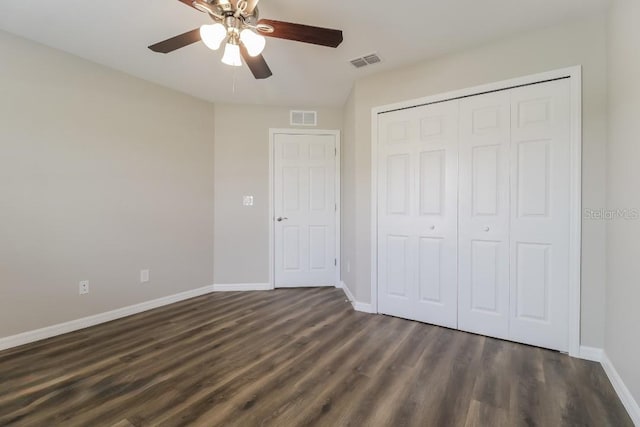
430 225 436 231
276 217 289 222
483 226 490 232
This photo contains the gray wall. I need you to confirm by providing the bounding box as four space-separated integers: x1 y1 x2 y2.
340 88 357 290
341 14 609 348
0 30 343 340
0 31 216 338
606 0 640 406
212 104 343 285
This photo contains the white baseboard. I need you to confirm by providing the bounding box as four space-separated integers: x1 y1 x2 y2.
339 281 376 314
0 285 217 352
339 281 355 302
601 353 640 426
213 283 272 292
578 345 604 362
576 346 639 425
353 301 376 313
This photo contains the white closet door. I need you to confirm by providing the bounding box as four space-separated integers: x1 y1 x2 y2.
377 100 459 329
508 79 571 351
274 133 337 287
458 92 511 339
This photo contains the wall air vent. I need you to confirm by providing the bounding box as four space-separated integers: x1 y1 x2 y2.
290 110 317 126
350 53 382 69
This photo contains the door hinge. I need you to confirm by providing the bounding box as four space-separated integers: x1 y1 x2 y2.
334 259 337 266
335 147 337 156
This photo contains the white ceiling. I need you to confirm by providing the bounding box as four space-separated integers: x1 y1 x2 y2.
0 0 609 107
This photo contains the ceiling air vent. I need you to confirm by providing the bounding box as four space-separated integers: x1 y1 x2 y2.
350 53 382 69
290 110 317 126
350 58 368 68
363 54 381 65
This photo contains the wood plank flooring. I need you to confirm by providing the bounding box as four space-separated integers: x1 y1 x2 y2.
0 288 633 426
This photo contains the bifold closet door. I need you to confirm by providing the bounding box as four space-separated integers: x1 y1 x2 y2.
508 79 571 352
376 78 572 352
458 91 511 339
377 100 459 329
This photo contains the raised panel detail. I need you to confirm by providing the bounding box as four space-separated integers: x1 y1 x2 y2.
419 237 442 302
515 243 550 321
517 140 550 218
283 142 300 160
387 154 410 215
472 145 499 216
309 167 326 211
309 142 326 161
473 107 500 134
471 240 499 312
309 226 327 270
518 98 551 128
420 116 443 139
419 150 445 215
387 235 409 297
283 167 300 211
283 226 300 271
388 122 410 143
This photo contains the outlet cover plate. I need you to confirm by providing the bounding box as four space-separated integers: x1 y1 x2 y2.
79 280 89 295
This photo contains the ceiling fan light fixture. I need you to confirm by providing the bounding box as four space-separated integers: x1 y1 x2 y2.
240 28 266 57
221 41 242 66
200 23 227 50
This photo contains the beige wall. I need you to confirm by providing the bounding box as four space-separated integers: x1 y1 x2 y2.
0 30 342 339
213 104 343 284
340 88 357 289
0 31 216 338
606 0 640 406
342 14 608 348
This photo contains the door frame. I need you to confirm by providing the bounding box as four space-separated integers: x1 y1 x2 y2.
370 66 582 357
269 128 342 290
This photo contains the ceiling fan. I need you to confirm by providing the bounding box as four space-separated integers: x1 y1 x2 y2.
148 0 344 79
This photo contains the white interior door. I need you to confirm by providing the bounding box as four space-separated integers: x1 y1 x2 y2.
458 91 511 339
508 79 571 351
274 133 337 287
377 100 459 329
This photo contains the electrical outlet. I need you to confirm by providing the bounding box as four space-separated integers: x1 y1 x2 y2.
243 195 254 206
140 269 150 283
79 280 89 295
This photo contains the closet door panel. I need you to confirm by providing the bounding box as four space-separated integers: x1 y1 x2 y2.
377 100 459 328
509 79 571 352
458 92 511 339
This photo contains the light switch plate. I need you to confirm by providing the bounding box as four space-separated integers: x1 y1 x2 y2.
243 196 254 206
140 269 150 283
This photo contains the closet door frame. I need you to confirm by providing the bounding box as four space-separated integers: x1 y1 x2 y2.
370 66 582 357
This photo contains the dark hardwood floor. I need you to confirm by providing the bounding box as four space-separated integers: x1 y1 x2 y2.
0 288 632 427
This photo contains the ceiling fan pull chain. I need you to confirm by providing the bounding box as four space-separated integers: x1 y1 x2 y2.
232 69 237 94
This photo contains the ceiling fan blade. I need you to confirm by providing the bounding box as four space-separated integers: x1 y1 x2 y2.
149 29 201 53
177 0 197 10
240 45 273 79
258 19 343 48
